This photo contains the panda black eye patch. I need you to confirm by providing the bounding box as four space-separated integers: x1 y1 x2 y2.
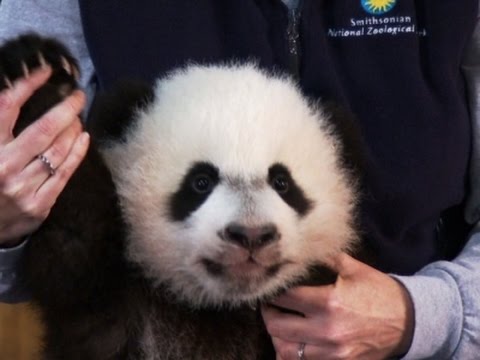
268 163 312 216
169 162 220 221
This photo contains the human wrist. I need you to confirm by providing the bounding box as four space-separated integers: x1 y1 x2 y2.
390 278 415 357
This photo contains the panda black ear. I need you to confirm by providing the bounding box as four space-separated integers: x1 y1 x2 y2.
86 80 155 143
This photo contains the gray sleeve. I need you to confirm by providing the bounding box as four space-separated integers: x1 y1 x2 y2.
395 226 480 359
0 0 94 302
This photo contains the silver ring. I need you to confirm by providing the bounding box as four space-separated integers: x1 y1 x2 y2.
297 342 306 360
37 154 56 176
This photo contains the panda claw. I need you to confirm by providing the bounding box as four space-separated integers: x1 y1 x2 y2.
61 56 73 75
21 61 30 78
72 64 80 81
37 52 47 69
4 76 13 89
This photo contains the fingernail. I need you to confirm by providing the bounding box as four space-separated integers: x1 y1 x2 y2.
80 132 90 145
72 89 86 100
69 90 86 110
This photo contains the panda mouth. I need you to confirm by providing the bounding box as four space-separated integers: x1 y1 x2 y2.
201 258 285 279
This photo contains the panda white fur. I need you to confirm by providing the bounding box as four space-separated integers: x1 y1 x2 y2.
3 34 360 359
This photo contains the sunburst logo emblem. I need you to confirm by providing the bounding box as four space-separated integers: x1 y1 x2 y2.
361 0 397 15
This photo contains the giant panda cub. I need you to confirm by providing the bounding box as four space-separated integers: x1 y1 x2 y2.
1 34 361 360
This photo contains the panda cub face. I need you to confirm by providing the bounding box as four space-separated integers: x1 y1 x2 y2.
102 64 357 308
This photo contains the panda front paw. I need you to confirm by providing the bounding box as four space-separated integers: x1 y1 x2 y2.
0 33 79 91
0 34 82 135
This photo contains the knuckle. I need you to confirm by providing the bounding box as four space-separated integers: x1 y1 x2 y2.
54 167 69 182
70 146 88 165
22 192 54 219
322 323 342 345
276 343 290 360
47 142 66 161
3 181 27 200
0 91 15 111
264 320 279 336
324 292 341 311
23 201 49 220
35 114 58 138
0 158 13 185
55 165 74 183
333 345 354 360
288 327 302 340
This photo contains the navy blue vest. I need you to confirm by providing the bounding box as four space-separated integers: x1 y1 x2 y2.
79 0 477 274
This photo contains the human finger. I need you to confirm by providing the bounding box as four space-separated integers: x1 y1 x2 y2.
273 337 347 360
329 252 366 278
18 118 83 190
0 66 52 143
273 338 305 360
34 131 89 207
270 336 286 360
272 337 320 360
5 89 85 171
262 304 313 343
1 131 89 232
269 285 334 315
0 131 88 244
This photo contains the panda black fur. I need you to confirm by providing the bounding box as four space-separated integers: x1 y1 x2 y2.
1 34 362 360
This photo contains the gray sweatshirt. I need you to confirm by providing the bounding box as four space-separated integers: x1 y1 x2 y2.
0 0 480 358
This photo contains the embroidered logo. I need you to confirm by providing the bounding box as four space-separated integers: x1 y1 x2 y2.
361 0 397 15
326 0 427 39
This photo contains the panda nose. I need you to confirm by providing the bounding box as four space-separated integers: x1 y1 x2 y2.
223 223 279 250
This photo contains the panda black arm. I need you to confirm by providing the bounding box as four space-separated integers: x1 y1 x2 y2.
21 145 127 311
0 34 143 358
0 33 125 311
20 143 138 359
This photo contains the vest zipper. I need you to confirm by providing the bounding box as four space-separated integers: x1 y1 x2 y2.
286 3 302 78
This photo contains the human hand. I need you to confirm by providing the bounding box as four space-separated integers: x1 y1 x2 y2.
262 253 414 360
0 67 89 247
